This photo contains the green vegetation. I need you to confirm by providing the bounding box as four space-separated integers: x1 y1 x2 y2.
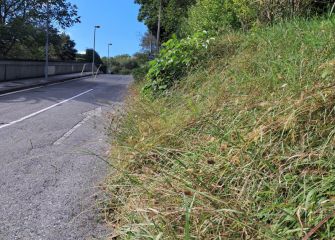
103 54 139 75
77 49 103 65
135 0 196 42
107 17 335 239
135 0 333 41
104 1 335 239
102 53 149 77
181 0 333 35
0 0 79 60
144 32 213 93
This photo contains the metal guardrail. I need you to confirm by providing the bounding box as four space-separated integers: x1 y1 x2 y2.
94 64 102 79
81 64 87 76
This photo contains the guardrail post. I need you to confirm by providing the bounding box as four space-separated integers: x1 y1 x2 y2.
94 64 102 79
81 64 86 76
4 64 7 82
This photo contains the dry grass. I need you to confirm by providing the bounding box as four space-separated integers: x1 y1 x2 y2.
104 17 335 239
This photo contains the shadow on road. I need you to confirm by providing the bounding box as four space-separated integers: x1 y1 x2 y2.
0 75 132 107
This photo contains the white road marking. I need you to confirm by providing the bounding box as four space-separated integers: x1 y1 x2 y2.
53 115 91 146
53 107 102 146
0 89 94 130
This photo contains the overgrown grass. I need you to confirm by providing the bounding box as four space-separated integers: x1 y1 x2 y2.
105 17 335 239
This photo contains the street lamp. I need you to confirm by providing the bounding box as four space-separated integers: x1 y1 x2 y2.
45 0 50 80
108 43 112 74
92 25 101 75
156 0 162 52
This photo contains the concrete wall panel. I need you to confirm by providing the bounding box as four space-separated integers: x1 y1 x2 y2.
0 61 95 82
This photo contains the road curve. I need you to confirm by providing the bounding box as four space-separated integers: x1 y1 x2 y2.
0 75 132 240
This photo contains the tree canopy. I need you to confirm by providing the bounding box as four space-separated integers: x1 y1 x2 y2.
135 0 196 42
0 0 80 59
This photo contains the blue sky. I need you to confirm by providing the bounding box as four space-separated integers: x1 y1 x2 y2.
67 0 147 57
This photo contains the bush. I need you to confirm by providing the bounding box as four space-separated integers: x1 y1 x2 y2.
181 0 334 35
99 65 107 74
144 31 214 94
109 54 149 75
111 65 122 74
106 16 335 240
180 0 237 35
132 64 150 82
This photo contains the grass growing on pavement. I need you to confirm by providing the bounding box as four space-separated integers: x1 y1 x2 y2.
105 17 335 239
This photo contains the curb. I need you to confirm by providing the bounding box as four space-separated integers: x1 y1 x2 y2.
0 73 93 95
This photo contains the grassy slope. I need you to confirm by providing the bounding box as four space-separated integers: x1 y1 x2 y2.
106 17 335 239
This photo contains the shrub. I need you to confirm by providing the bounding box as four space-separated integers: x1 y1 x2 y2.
111 65 122 74
181 0 334 35
144 31 214 94
180 0 231 35
132 64 150 82
106 16 335 240
110 54 141 75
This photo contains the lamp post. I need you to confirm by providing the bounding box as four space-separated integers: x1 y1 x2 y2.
45 0 50 80
92 25 101 75
156 0 162 53
108 43 112 74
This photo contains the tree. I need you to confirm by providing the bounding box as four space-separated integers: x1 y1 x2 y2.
53 34 77 60
140 31 158 53
133 52 150 65
84 49 103 66
0 0 80 58
30 0 80 28
134 0 196 43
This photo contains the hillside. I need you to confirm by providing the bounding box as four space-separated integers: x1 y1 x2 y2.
105 16 335 239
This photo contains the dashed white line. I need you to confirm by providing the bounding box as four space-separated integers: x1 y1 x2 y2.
0 89 94 130
53 115 91 146
53 107 101 146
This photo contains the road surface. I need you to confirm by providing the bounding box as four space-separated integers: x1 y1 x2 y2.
0 75 132 240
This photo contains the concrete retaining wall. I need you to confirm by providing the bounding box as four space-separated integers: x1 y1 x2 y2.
0 61 95 82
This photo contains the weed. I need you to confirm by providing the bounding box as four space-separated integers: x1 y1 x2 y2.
106 17 335 239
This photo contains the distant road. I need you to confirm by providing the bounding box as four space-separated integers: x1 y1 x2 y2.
0 75 132 239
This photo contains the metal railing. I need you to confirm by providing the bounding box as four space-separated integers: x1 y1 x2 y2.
94 64 102 79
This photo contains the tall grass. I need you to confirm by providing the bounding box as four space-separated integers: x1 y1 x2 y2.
105 17 335 239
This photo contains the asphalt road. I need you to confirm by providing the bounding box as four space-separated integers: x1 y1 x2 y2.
0 75 132 240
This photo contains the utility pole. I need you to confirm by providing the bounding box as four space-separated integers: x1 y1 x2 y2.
44 0 49 81
92 25 100 75
156 0 162 53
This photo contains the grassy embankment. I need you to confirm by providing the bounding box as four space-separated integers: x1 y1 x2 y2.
105 17 335 239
